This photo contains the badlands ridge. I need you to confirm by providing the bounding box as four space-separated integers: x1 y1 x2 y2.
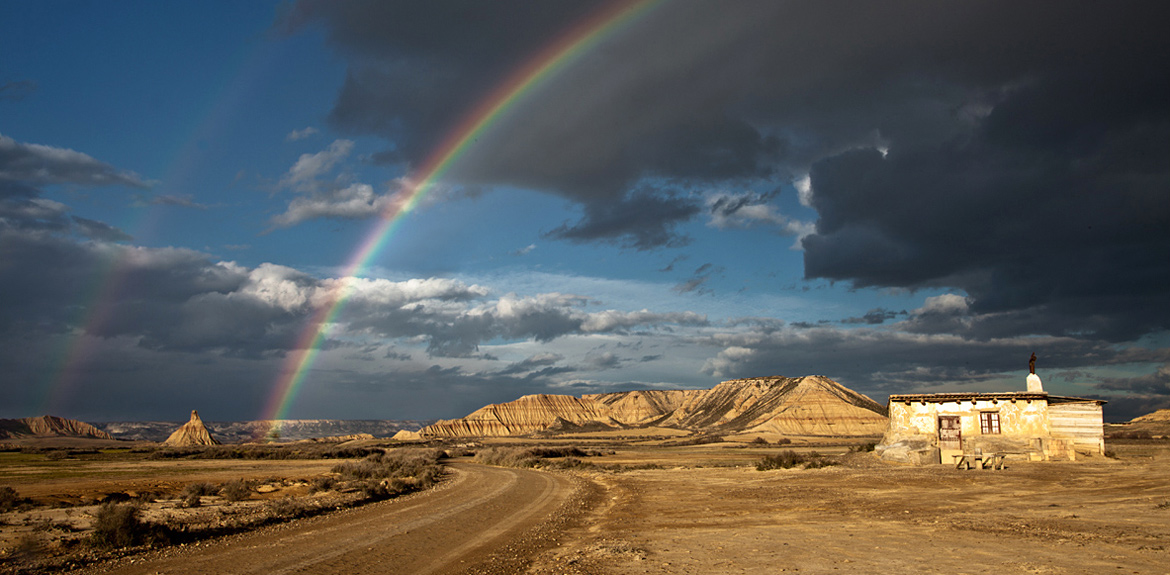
406 375 889 439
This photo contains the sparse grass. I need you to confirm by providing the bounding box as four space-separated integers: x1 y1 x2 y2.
474 445 601 469
146 444 390 460
661 434 724 447
756 450 838 471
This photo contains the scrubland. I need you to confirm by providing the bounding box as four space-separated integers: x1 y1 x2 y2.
2 436 1168 574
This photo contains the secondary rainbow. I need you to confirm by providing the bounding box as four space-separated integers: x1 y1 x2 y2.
258 0 665 431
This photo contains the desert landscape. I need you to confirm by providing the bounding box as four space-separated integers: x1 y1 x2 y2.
3 377 1169 575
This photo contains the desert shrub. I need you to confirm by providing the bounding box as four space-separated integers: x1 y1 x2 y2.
756 450 806 470
181 493 202 508
265 497 309 520
662 434 724 447
775 438 792 445
850 442 877 453
179 482 217 508
527 446 588 458
309 476 336 493
750 436 769 445
1155 500 1170 510
181 482 217 497
475 445 605 469
474 447 539 468
219 479 252 502
91 503 163 548
756 450 839 471
100 492 133 504
0 486 26 511
45 450 70 461
803 452 839 469
331 449 444 500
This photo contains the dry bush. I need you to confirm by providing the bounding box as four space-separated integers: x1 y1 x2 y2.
265 497 310 520
1 485 28 512
148 444 389 461
756 450 839 471
309 476 336 493
475 445 600 469
331 449 443 500
90 503 164 548
219 479 253 502
474 447 539 468
662 434 724 447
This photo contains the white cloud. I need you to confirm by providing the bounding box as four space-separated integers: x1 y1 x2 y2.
270 182 403 227
285 127 319 142
279 139 354 190
705 191 815 249
794 174 813 207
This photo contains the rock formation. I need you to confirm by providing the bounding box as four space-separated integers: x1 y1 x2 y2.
422 394 623 437
0 415 113 439
416 375 887 438
1132 409 1170 422
164 410 220 446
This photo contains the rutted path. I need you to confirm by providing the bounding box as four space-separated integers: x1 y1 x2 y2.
85 462 579 575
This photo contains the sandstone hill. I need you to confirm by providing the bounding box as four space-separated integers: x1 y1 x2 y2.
1132 409 1170 422
0 415 114 440
417 375 887 438
1105 408 1170 439
164 410 220 446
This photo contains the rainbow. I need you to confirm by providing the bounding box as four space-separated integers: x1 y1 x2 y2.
257 0 665 435
39 39 291 417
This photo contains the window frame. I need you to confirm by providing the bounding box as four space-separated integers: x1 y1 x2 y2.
979 411 1001 434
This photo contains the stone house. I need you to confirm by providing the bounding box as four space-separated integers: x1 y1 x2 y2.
876 378 1105 464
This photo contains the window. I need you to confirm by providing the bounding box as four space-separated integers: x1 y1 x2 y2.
979 411 1000 434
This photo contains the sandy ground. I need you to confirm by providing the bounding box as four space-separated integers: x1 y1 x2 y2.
4 441 1169 574
529 442 1170 575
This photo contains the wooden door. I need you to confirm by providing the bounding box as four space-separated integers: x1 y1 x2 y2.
938 415 961 451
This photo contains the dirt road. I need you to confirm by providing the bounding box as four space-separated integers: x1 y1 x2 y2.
83 462 578 575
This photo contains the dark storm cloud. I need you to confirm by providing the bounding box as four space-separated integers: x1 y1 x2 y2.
71 216 133 242
700 322 1170 396
841 308 904 326
288 1 1170 345
543 187 701 250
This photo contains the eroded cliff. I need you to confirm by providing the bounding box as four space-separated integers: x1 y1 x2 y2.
416 375 887 438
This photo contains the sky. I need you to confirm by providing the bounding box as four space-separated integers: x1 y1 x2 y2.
1 1 1168 423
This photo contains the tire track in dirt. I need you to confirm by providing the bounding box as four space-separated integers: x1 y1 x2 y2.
84 462 575 575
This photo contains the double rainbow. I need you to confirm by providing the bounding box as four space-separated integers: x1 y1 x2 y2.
257 0 664 434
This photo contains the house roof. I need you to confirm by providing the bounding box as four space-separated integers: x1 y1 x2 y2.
887 392 1105 405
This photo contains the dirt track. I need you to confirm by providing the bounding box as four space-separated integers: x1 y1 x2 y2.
80 462 577 575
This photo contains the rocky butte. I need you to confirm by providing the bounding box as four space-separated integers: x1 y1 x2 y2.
409 375 888 439
164 410 221 446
